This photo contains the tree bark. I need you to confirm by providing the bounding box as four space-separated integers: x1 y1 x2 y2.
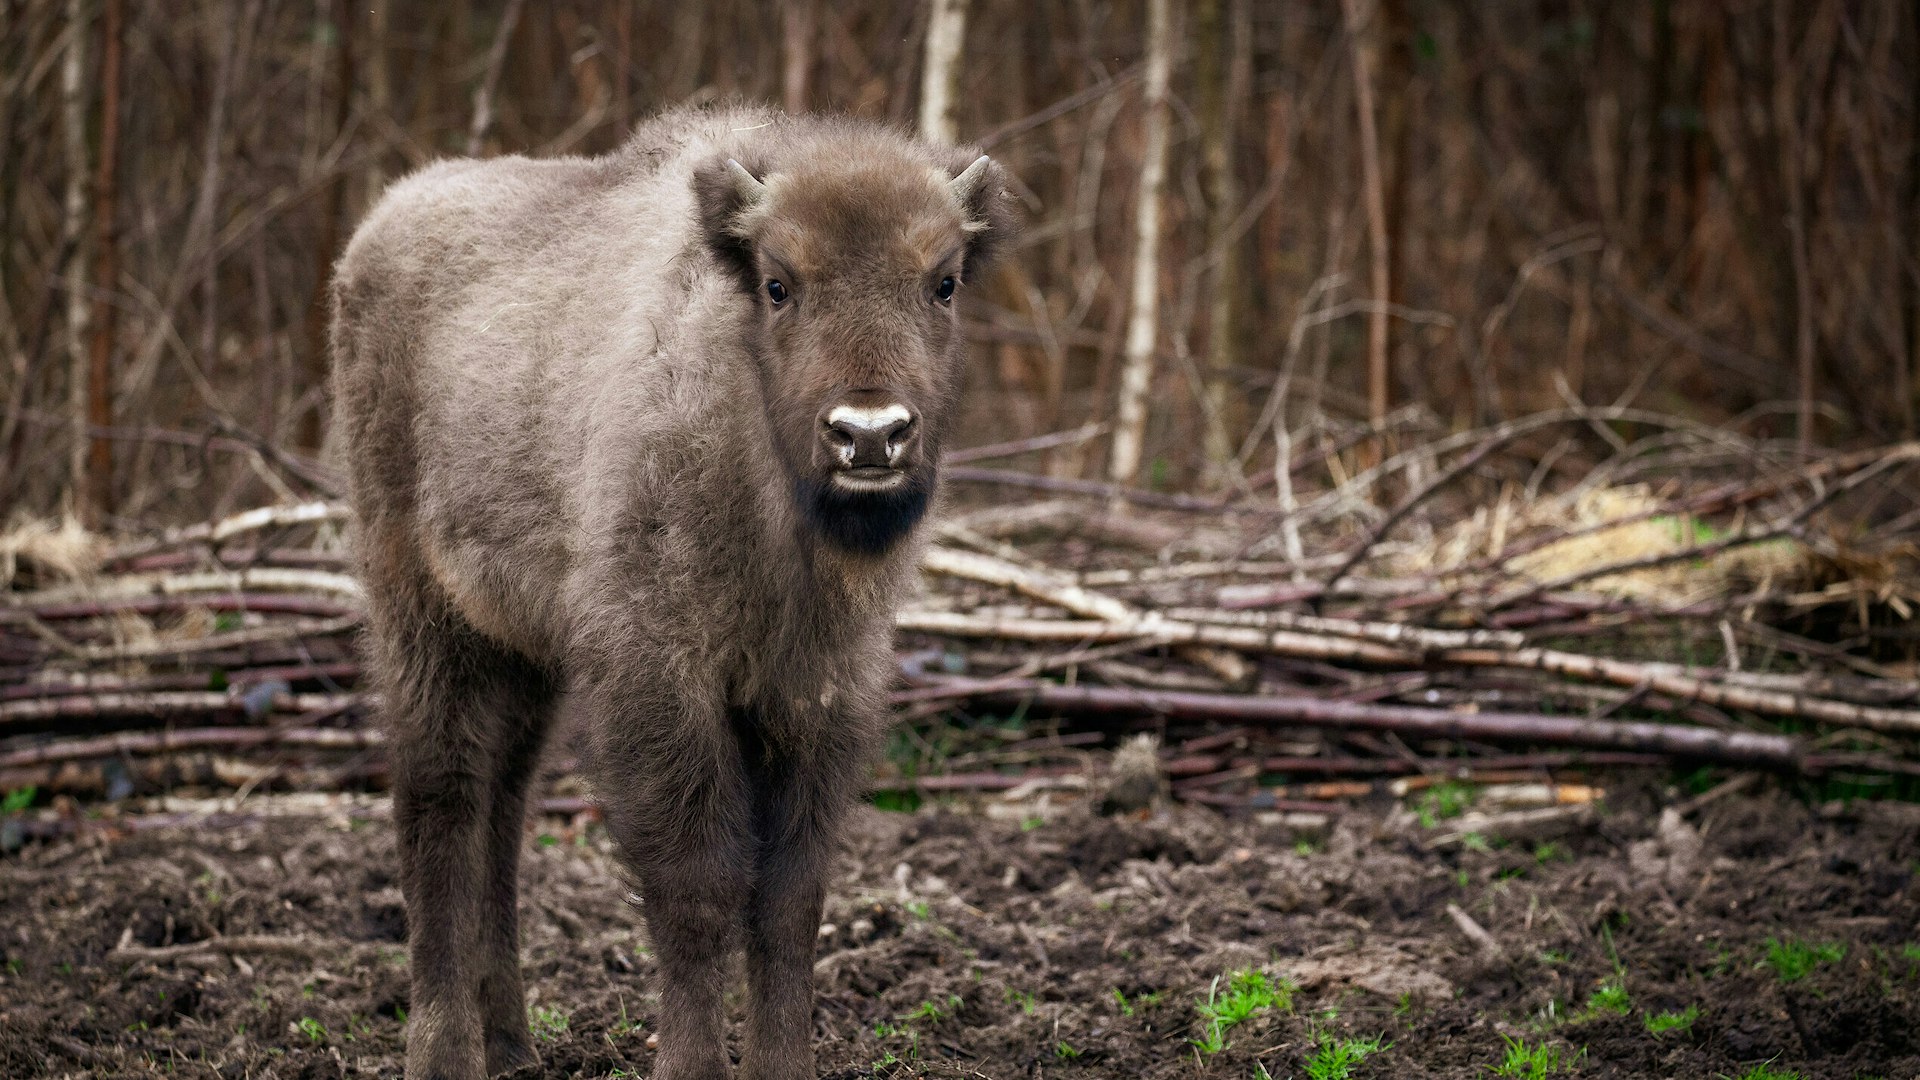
1342 0 1392 432
60 0 92 520
191 0 253 442
613 1 632 133
783 0 815 114
466 0 526 156
86 0 123 521
918 0 969 143
366 0 389 193
1906 0 1920 434
1773 0 1817 451
1196 0 1249 485
1107 0 1175 496
1379 0 1412 400
299 0 353 451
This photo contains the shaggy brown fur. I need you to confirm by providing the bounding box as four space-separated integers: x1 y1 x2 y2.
329 104 1013 1080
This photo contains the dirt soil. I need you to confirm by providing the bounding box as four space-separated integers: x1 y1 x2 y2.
3 780 1918 1079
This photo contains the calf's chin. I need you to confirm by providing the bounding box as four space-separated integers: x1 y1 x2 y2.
795 471 933 555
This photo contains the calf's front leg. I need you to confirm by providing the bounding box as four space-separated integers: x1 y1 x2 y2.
739 731 863 1080
591 698 752 1080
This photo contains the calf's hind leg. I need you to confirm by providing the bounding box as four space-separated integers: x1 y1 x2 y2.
476 660 557 1076
383 605 554 1080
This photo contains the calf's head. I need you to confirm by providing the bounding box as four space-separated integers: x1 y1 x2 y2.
695 135 1013 555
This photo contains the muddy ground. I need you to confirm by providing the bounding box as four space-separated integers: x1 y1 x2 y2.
3 779 1918 1079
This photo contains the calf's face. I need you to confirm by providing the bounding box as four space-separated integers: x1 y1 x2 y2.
696 146 1011 554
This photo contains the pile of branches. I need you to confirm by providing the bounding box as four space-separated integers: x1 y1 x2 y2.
4 413 1919 835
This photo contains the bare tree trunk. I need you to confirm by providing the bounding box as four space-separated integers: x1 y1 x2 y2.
1107 0 1175 497
1906 0 1920 435
61 0 92 519
299 0 353 451
783 0 815 114
86 0 123 521
467 0 526 157
1773 0 1816 451
1379 0 1412 398
1196 0 1248 486
1342 0 1391 433
918 0 968 143
0 0 36 488
366 0 389 193
194 0 253 429
613 1 632 133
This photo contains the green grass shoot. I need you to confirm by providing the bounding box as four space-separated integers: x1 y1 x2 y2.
1304 1032 1389 1080
1491 1034 1579 1078
1762 937 1844 983
1190 968 1293 1054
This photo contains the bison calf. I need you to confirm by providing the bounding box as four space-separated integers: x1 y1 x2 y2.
329 106 1012 1080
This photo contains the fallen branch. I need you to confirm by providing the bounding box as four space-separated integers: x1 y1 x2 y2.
1162 750 1666 778
103 500 348 564
10 614 359 664
1444 902 1507 960
922 545 1251 683
14 565 362 607
1441 645 1920 736
896 608 1409 664
8 595 358 624
0 725 378 769
897 602 1920 734
0 690 357 730
933 678 1805 768
941 466 1239 513
111 930 357 964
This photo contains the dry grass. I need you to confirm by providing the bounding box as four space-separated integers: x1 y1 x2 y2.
1413 485 1808 604
0 518 103 590
1508 488 1803 603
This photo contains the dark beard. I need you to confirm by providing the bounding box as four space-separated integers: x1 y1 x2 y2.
795 471 933 555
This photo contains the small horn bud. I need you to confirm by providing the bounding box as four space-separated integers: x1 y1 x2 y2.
725 158 768 207
949 154 992 201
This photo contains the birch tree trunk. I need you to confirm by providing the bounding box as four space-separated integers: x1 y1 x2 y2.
61 0 92 519
919 0 969 144
1107 0 1175 496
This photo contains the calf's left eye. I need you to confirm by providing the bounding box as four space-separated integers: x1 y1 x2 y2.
935 276 956 304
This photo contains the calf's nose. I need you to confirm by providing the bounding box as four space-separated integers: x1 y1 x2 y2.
823 404 916 468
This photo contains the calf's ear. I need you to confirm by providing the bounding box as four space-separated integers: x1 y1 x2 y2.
693 154 772 294
947 151 1017 283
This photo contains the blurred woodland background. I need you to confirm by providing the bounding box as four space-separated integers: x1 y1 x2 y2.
3 0 1918 528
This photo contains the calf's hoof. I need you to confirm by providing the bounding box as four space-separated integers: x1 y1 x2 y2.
652 1051 735 1080
485 1031 540 1076
406 1042 485 1080
739 1048 815 1080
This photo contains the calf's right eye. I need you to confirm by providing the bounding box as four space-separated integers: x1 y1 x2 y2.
766 280 788 305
